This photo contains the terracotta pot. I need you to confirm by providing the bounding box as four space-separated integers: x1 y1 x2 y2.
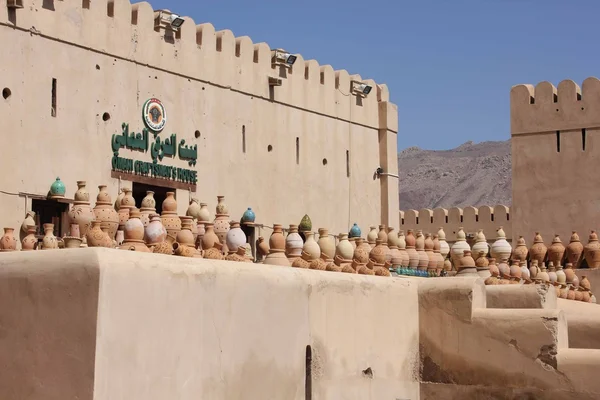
369 239 387 265
176 216 196 247
161 192 181 237
302 232 321 261
498 258 510 277
63 237 83 249
471 229 489 257
93 185 119 239
292 251 312 268
0 227 17 251
100 224 113 248
537 264 550 283
213 212 230 246
488 259 499 277
201 222 220 250
317 228 335 259
215 195 228 215
529 232 547 265
548 235 566 267
567 231 584 268
529 260 539 280
457 250 478 276
198 203 210 223
68 182 95 238
186 198 201 220
377 225 388 244
115 230 124 246
555 264 566 285
285 225 303 259
585 231 600 269
437 227 450 259
145 214 167 245
451 227 470 268
520 261 530 280
203 242 224 260
490 227 511 261
264 248 291 266
335 233 354 261
152 241 173 255
87 221 106 247
41 223 58 250
74 180 90 202
226 221 247 254
21 211 36 236
139 191 156 228
405 230 419 268
256 236 269 257
173 242 196 258
118 209 150 252
114 188 125 211
367 226 378 247
353 240 370 264
513 236 528 262
580 275 591 291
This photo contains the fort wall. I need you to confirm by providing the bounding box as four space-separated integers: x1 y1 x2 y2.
0 0 398 236
511 78 600 244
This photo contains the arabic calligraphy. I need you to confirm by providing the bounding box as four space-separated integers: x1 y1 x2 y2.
178 139 198 166
150 133 177 163
111 123 149 153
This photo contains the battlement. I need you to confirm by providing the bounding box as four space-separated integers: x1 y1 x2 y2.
399 205 511 241
511 77 600 135
0 0 396 131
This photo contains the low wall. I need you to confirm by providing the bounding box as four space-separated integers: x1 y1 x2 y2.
0 249 420 400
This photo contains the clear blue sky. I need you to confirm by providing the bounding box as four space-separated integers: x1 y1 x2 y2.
144 0 599 151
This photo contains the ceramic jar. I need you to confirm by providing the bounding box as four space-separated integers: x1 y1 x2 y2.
353 239 370 264
68 181 95 238
0 228 17 251
21 225 37 250
367 226 378 248
201 222 220 250
564 263 576 284
264 225 290 266
119 209 150 252
139 191 157 228
432 235 444 269
513 236 528 262
285 225 303 259
87 220 106 247
490 227 511 261
302 232 320 261
92 185 119 239
369 239 387 265
49 177 66 199
472 229 489 257
41 223 58 250
567 231 584 268
437 227 450 260
198 203 211 223
348 223 361 239
335 233 354 261
423 233 437 269
548 235 566 267
186 198 201 220
21 211 36 236
226 221 247 254
498 258 510 278
530 232 547 265
161 192 181 237
213 196 230 246
451 227 470 268
176 216 196 248
397 231 410 267
405 229 419 268
585 231 600 269
415 231 429 270
457 250 477 276
377 225 388 243
256 236 269 258
317 228 335 259
556 264 566 285
241 208 256 225
63 237 82 249
173 242 197 258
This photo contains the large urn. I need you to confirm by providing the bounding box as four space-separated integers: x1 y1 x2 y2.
529 232 547 265
437 227 450 260
567 231 584 268
548 235 566 267
513 236 528 262
405 229 419 268
93 185 119 239
226 221 247 254
584 231 600 269
213 196 230 246
68 181 95 238
317 228 335 260
472 229 489 258
286 224 304 260
161 192 181 237
451 227 470 269
140 191 157 228
302 232 321 261
119 209 150 252
264 224 290 266
490 227 511 261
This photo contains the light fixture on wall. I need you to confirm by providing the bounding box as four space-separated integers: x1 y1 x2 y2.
268 77 283 87
271 49 297 68
374 167 399 180
351 80 372 97
7 0 24 8
154 10 185 31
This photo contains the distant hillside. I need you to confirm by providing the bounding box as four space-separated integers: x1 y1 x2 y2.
398 140 512 211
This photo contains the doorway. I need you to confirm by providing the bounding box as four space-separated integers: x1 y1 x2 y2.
132 182 175 214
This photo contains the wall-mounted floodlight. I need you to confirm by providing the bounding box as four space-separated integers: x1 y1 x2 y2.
351 80 372 97
271 49 297 68
154 10 185 31
7 0 24 8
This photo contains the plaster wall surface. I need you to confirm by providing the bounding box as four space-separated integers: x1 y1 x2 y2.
0 0 399 239
0 248 419 400
511 78 600 244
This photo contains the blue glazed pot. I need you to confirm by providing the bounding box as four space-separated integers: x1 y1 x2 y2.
50 177 66 197
241 207 256 224
348 223 361 238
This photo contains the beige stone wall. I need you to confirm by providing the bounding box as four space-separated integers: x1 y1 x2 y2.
511 78 600 244
399 205 512 245
0 248 419 400
0 0 398 239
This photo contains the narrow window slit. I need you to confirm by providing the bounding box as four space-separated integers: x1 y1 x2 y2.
51 78 57 117
582 129 586 151
556 131 561 152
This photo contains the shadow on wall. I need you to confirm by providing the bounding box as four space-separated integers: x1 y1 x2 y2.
400 205 511 243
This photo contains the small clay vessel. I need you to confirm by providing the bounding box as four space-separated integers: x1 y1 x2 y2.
529 232 547 265
566 231 584 268
0 228 17 251
584 231 600 269
513 236 528 262
548 235 566 267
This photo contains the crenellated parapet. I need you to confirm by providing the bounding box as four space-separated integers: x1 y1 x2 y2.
511 77 600 135
0 0 395 131
400 205 511 242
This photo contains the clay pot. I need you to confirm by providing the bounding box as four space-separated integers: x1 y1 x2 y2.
437 227 450 259
489 259 499 277
176 216 196 247
40 223 58 250
547 262 557 283
68 182 95 238
585 231 600 269
512 236 528 262
580 276 591 291
377 225 388 244
49 177 66 199
406 230 419 268
292 251 312 268
335 233 354 261
161 192 181 237
509 260 522 279
451 227 470 268
114 188 125 211
63 237 82 249
537 263 550 283
0 228 17 251
139 191 156 228
299 214 312 232
198 203 210 223
317 228 335 259
226 246 250 262
144 214 167 245
353 240 370 264
204 242 224 260
367 226 378 247
93 185 119 239
369 239 387 265
529 260 539 280
310 254 329 271
457 250 477 276
152 241 173 255
186 198 201 220
115 230 124 246
119 209 150 252
226 221 247 254
241 208 256 225
196 222 206 245
213 211 230 247
118 207 130 232
256 236 269 258
263 245 291 266
574 288 584 302
201 222 220 250
302 232 320 261
397 231 410 267
548 235 566 267
490 227 511 261
269 224 286 251
520 261 530 281
529 232 547 265
566 231 584 268
415 231 429 270
100 224 113 248
215 195 228 215
498 258 510 277
555 264 566 285
173 242 196 258
285 225 304 259
21 211 36 236
86 221 106 247
472 229 489 257
348 223 361 239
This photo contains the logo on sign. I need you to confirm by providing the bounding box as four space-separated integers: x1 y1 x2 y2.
142 98 167 132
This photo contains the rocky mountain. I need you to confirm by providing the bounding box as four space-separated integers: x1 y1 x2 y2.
398 140 511 211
